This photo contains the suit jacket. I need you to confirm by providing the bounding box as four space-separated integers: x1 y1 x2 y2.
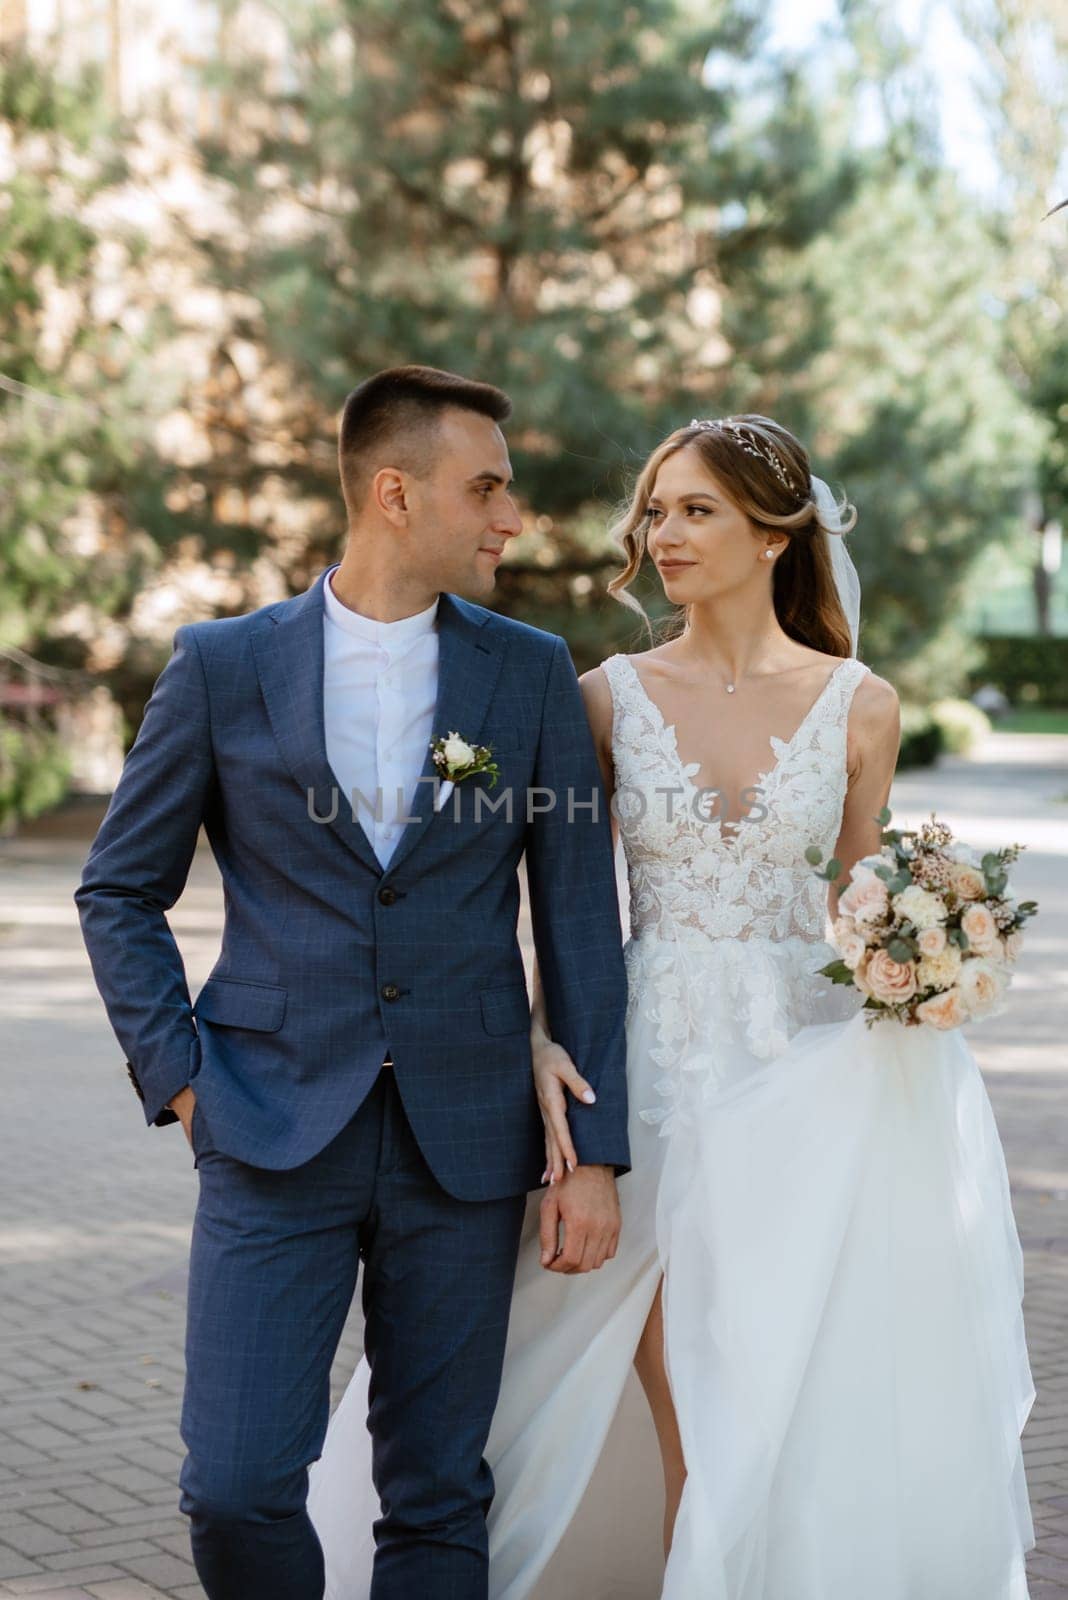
75 571 630 1201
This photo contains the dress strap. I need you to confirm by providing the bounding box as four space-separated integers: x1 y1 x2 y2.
598 653 632 735
825 657 871 731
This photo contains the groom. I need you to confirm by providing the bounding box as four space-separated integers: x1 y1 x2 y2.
75 365 630 1599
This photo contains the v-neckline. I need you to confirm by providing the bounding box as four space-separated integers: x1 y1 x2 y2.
618 653 853 842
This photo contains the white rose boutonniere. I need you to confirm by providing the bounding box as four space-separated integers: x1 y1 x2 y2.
430 730 500 810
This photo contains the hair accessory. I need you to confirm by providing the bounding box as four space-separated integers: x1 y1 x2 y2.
688 417 802 495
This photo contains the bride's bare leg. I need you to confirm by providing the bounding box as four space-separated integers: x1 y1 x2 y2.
634 1276 686 1557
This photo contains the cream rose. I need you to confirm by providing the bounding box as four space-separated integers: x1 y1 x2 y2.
832 915 869 969
892 884 946 931
865 948 918 1005
960 902 1000 955
958 957 1007 1018
916 945 963 991
1001 930 1024 964
917 925 947 958
442 732 476 768
950 862 986 902
915 987 967 1030
839 874 890 926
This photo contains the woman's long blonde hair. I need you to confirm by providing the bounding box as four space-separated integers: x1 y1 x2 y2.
607 414 855 658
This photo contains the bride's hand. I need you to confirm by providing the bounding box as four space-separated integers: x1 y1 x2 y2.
533 1037 597 1185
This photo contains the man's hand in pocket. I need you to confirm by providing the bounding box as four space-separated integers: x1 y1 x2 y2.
168 1085 197 1148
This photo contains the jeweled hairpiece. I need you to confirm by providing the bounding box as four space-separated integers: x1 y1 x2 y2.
688 417 802 495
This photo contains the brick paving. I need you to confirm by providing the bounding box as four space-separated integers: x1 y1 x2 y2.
0 730 1065 1599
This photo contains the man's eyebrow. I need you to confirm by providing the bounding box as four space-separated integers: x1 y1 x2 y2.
468 470 516 488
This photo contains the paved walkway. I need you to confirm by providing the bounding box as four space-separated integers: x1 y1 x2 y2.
0 730 1065 1599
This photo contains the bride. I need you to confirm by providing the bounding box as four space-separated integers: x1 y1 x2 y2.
308 414 1035 1598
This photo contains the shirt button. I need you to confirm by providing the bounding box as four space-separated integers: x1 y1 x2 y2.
381 983 400 1002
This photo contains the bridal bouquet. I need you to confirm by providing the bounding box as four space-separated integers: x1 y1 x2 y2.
807 811 1038 1030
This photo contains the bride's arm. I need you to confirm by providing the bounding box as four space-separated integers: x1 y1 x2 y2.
829 671 901 921
531 665 621 1184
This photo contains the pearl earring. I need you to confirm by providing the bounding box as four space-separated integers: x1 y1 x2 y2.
763 548 775 560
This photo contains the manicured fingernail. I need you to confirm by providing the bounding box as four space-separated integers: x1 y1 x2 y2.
582 1090 596 1104
541 1169 548 1183
549 1174 556 1185
566 1160 575 1173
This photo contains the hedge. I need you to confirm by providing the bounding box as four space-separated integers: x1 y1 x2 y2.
973 636 1068 707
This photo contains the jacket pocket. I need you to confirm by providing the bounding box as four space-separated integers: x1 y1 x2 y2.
193 977 287 1033
479 982 531 1036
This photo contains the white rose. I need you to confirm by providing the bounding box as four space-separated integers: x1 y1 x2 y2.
442 732 476 768
917 925 947 958
834 918 869 969
958 957 1008 1018
857 850 897 876
893 885 947 932
916 945 963 991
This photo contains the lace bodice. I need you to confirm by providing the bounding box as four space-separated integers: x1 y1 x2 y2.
601 653 870 946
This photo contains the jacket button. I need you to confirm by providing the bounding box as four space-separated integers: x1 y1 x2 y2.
381 983 400 1002
378 886 397 906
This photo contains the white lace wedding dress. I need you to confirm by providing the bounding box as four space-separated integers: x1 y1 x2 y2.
308 653 1035 1599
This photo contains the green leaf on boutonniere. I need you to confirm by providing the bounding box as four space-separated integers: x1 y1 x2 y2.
430 731 501 789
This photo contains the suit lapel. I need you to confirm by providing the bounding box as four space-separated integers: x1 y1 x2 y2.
385 591 504 876
252 574 505 880
251 570 382 876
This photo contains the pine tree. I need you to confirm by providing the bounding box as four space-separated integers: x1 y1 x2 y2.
953 0 1068 634
0 44 165 824
194 0 847 621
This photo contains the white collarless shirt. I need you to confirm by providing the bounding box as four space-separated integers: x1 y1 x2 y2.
322 566 440 869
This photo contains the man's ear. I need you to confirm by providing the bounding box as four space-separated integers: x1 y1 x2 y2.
373 466 410 525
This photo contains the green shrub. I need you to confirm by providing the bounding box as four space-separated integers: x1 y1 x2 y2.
973 637 1068 707
0 722 72 834
929 697 991 755
898 705 946 770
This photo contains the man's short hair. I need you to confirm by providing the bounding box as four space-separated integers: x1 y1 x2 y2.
337 365 512 514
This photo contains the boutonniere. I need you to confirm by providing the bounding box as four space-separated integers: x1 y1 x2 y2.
430 730 500 790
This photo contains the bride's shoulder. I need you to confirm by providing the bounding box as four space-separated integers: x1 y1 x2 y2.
577 660 619 755
849 667 900 743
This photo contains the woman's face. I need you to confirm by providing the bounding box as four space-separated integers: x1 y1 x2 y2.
645 444 776 604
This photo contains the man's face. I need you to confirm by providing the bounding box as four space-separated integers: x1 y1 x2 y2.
404 408 524 599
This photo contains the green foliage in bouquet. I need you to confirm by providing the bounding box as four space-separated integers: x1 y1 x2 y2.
806 809 1038 1026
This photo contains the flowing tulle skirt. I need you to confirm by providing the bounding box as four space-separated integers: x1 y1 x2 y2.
308 933 1035 1599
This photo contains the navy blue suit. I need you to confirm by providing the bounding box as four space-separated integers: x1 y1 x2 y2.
76 571 629 1597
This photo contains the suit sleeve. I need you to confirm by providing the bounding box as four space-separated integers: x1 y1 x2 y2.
525 636 630 1175
74 625 216 1127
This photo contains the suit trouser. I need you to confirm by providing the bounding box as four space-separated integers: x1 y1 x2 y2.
178 1064 527 1600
